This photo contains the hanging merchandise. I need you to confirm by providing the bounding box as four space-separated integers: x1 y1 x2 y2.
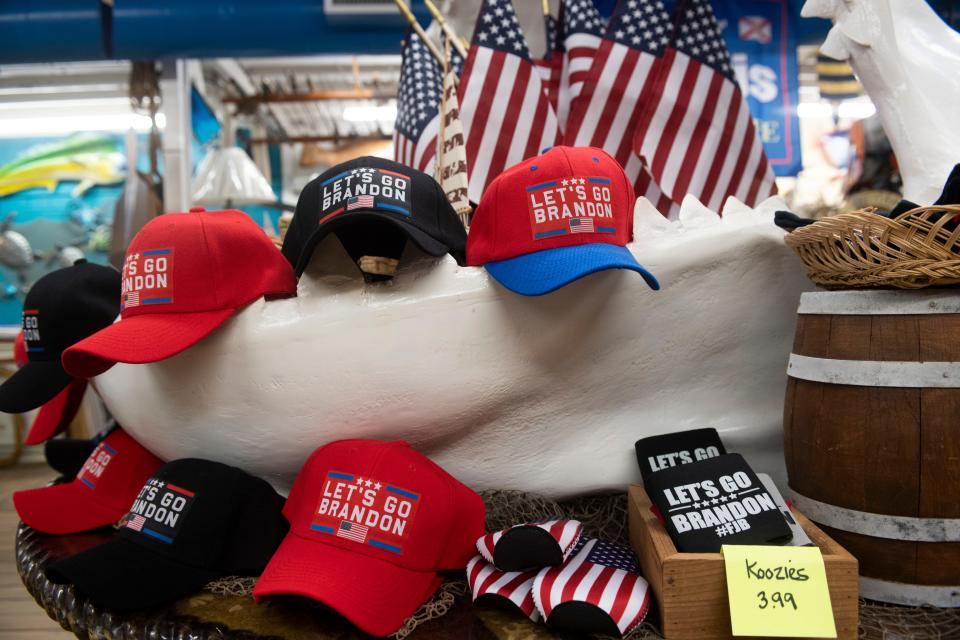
644 453 793 552
280 157 467 279
45 458 288 612
13 428 163 535
62 208 296 378
467 555 541 621
191 147 276 206
253 439 485 637
0 261 120 443
475 519 582 572
466 145 659 295
533 536 650 638
635 427 727 482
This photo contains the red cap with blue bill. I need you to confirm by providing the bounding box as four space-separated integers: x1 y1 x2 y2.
466 146 659 296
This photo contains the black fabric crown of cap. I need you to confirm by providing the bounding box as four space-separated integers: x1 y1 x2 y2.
281 156 467 278
45 458 288 611
0 260 120 413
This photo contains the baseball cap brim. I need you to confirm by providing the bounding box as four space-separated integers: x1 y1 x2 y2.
24 378 88 446
296 211 451 276
45 537 218 611
62 308 236 378
254 533 442 637
13 481 126 534
0 359 73 413
484 243 660 296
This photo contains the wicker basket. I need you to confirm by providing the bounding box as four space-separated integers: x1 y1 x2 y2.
784 204 960 289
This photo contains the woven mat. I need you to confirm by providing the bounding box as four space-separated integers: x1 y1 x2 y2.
206 491 960 640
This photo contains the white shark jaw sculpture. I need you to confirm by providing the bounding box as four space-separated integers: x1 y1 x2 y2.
803 0 960 204
92 199 811 498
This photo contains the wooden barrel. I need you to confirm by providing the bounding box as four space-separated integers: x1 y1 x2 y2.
784 290 960 607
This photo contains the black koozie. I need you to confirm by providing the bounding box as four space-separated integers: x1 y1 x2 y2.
644 454 792 552
46 459 288 611
635 428 726 482
281 156 467 277
0 261 119 413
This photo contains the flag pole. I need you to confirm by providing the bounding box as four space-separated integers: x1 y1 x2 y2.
423 0 469 60
393 0 444 65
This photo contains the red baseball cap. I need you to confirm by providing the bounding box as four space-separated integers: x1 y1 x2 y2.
13 428 163 534
23 378 88 445
467 146 659 296
253 439 485 636
62 208 296 378
10 329 88 446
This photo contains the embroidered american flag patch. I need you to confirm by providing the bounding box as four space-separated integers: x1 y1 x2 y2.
336 520 369 543
569 218 595 234
125 514 146 532
347 195 375 210
125 291 140 307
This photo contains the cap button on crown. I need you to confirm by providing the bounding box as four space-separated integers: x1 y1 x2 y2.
189 206 206 213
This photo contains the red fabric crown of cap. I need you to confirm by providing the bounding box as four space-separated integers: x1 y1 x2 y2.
62 208 296 378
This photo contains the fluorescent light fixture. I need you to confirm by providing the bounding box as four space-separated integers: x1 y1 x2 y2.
797 102 833 119
0 112 165 138
838 101 876 119
797 99 876 120
342 103 397 122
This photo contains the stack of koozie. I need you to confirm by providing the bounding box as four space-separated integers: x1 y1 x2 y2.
466 519 651 638
636 428 811 552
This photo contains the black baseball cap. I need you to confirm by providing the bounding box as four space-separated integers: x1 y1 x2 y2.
0 261 119 413
44 436 100 480
45 458 288 611
281 157 467 277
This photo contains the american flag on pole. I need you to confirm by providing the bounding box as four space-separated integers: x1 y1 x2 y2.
632 0 776 210
336 520 369 543
532 5 562 111
563 0 679 218
533 537 651 635
435 37 472 222
125 514 146 532
347 195 375 210
556 0 607 132
394 30 441 173
467 555 541 621
476 519 583 566
459 0 560 203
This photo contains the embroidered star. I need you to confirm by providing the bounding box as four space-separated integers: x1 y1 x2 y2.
364 479 373 488
374 482 382 491
355 477 364 485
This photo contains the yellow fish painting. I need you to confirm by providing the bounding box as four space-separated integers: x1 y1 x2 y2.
0 134 125 198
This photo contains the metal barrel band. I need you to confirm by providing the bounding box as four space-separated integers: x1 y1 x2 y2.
788 490 960 543
787 353 960 388
797 290 960 315
859 577 960 609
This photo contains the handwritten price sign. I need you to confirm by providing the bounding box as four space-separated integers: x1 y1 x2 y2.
722 545 837 638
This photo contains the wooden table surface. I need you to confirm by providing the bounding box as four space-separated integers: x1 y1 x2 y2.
0 463 76 639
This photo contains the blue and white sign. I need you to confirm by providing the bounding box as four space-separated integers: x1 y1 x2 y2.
715 0 802 176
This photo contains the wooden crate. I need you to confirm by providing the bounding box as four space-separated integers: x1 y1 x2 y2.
628 485 859 640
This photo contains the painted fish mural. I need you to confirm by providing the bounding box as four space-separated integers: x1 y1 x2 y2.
0 134 125 198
